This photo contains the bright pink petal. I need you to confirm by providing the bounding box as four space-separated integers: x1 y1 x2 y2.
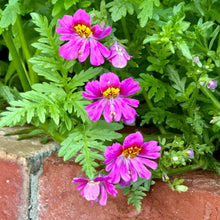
131 158 152 180
137 157 158 170
91 24 111 39
99 184 107 206
78 40 90 62
103 101 113 123
72 177 89 183
86 99 107 121
100 72 120 92
104 182 117 196
123 131 143 148
73 9 91 27
84 182 100 201
76 183 87 191
120 78 141 96
107 157 123 184
112 100 122 122
104 143 122 164
120 159 131 182
96 41 110 58
90 39 105 66
59 36 82 60
83 80 102 99
57 15 75 35
110 54 128 68
120 98 139 108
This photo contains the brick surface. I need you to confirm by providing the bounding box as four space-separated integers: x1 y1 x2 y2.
0 159 24 220
37 154 220 220
0 126 57 220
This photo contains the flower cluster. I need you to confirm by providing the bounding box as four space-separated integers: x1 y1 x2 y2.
57 9 161 206
56 9 131 68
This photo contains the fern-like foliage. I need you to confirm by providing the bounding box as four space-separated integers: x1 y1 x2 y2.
58 121 123 179
123 178 154 211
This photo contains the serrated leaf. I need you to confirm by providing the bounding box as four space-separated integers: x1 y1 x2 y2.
69 67 102 90
106 0 134 22
175 39 192 59
0 0 20 28
138 0 160 27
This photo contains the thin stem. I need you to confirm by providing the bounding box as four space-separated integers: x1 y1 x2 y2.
199 85 220 111
121 17 130 41
40 122 65 144
16 16 38 84
166 161 204 176
2 29 31 91
142 90 167 134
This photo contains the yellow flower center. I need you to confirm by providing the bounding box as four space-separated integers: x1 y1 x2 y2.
74 24 92 38
122 146 141 159
103 87 120 99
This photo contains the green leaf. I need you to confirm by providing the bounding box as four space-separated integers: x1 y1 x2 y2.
106 0 135 22
175 39 192 59
68 67 102 91
0 0 20 28
138 0 160 28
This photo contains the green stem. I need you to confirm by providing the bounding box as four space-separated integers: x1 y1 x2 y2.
121 17 130 41
40 122 65 143
200 85 220 111
2 29 31 91
142 90 167 134
166 161 204 176
16 16 38 84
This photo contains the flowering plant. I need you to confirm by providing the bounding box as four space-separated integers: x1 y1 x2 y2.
0 0 220 211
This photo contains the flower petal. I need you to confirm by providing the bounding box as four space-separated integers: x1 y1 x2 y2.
59 36 82 60
57 15 75 35
120 78 141 96
84 182 100 201
85 99 107 121
104 143 122 164
99 184 107 206
83 80 102 99
104 182 118 196
131 158 152 180
103 101 113 123
90 39 105 66
73 9 91 27
100 72 120 92
123 131 143 148
78 39 90 62
137 157 158 170
91 24 111 39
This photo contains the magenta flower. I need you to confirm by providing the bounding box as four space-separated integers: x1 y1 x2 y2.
82 72 140 123
207 80 217 89
72 176 117 206
108 41 132 68
56 9 111 66
104 132 161 184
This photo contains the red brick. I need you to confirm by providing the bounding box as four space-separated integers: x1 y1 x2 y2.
0 159 24 219
38 154 220 220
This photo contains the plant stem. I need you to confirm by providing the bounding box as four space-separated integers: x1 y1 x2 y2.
40 122 65 144
2 29 31 91
166 161 204 176
16 16 38 84
199 85 220 111
121 17 130 41
142 90 167 134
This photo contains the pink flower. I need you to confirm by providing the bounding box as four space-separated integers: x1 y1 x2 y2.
207 80 217 89
82 72 141 123
72 176 117 206
108 41 132 68
56 9 111 66
104 132 161 184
